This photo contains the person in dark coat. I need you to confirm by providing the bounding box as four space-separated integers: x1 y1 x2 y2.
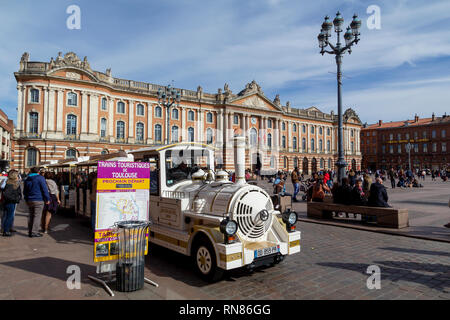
367 178 390 207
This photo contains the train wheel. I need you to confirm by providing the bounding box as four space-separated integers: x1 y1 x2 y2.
192 238 224 282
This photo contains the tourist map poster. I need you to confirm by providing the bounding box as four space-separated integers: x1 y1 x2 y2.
94 161 150 262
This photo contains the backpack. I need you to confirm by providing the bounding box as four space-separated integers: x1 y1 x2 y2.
3 184 22 204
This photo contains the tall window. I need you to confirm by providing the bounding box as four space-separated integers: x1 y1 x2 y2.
172 108 179 120
328 158 332 169
30 89 39 103
268 133 272 148
171 126 178 142
389 145 394 153
206 112 213 123
66 149 77 159
432 143 437 152
100 118 107 137
66 115 77 135
398 144 401 153
442 143 447 152
293 137 297 150
137 104 145 116
206 128 213 144
351 129 354 137
320 158 324 169
154 124 162 142
101 98 107 110
423 143 428 153
302 138 306 150
155 106 162 118
311 138 315 151
188 110 194 121
311 126 315 134
188 127 194 142
432 130 436 138
351 141 354 153
293 124 297 132
136 123 144 141
282 122 286 131
319 127 323 135
67 92 77 106
27 148 37 167
250 128 257 146
233 115 239 125
302 125 306 133
267 119 272 128
442 129 446 138
327 128 330 135
319 139 323 152
282 136 286 149
327 140 330 152
29 112 39 134
117 101 125 114
116 121 125 139
423 131 427 138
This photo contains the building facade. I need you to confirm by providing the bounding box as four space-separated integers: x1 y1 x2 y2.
0 109 14 171
361 114 450 171
13 52 362 173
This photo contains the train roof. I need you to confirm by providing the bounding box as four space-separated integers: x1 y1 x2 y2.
129 142 217 155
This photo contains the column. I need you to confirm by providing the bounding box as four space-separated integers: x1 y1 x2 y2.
228 111 233 141
89 94 99 136
181 107 186 142
288 121 292 152
16 85 24 134
147 103 153 144
306 123 310 152
80 91 89 137
216 110 223 147
109 98 114 142
315 125 319 153
198 109 204 143
55 89 64 138
42 87 49 137
223 111 229 145
48 89 56 132
128 100 135 143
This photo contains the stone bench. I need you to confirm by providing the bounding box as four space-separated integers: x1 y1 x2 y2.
306 201 409 229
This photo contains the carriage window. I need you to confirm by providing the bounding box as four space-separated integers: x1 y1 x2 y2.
146 156 160 196
165 149 211 187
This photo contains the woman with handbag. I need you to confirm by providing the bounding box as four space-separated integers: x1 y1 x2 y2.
1 170 22 237
41 171 60 234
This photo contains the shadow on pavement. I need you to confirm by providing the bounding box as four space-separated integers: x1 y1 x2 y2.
379 247 450 257
1 256 96 284
317 261 450 292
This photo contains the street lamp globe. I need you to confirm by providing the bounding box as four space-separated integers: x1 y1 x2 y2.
333 11 344 32
318 30 326 48
344 27 354 46
350 14 362 36
321 16 333 37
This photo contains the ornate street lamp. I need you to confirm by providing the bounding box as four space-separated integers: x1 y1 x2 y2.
405 142 412 171
318 12 361 185
157 84 181 145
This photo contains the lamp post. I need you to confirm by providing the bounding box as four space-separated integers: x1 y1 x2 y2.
405 142 412 171
157 84 181 145
318 12 361 185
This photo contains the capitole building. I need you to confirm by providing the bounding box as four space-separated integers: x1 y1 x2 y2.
13 51 362 173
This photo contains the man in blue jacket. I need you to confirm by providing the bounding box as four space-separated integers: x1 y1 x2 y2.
23 167 50 237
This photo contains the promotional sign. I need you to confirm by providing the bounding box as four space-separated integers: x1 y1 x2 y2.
94 161 150 262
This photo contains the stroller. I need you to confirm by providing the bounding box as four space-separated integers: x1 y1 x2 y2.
299 180 312 201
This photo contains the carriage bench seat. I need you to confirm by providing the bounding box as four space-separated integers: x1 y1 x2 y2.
306 202 409 229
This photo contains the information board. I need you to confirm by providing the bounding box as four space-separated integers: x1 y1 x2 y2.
94 161 150 262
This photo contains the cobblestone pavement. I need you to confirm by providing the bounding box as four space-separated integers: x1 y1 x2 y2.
0 180 449 300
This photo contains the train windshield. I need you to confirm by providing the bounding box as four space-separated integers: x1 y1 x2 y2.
165 149 211 187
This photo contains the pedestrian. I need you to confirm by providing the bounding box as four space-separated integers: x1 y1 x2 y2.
89 171 97 231
41 171 60 234
23 167 50 238
1 170 22 237
388 168 396 189
291 167 300 202
367 177 390 208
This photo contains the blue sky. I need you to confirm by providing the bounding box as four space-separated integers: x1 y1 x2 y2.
1 0 449 125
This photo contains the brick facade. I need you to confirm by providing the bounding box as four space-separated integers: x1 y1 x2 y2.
13 52 362 173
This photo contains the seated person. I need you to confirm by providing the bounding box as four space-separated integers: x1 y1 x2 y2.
311 176 331 202
367 178 390 207
351 178 367 206
333 178 353 205
273 173 286 194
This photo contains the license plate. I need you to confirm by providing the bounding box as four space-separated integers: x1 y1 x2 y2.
254 245 280 258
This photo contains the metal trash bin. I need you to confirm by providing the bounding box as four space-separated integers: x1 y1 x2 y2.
114 220 150 292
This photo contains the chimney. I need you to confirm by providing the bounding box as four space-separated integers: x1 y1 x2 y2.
432 113 435 121
414 114 419 122
233 134 246 185
378 120 382 126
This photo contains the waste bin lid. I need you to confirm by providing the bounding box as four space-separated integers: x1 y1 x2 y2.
116 220 149 229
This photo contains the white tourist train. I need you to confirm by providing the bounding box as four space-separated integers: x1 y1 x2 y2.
130 134 301 281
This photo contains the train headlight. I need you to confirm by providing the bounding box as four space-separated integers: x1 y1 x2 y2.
220 218 238 244
282 209 298 232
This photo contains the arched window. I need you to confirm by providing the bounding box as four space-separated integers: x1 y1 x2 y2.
319 127 323 135
267 119 272 128
293 137 297 150
100 118 107 137
293 124 297 132
282 122 286 131
66 114 77 135
267 133 272 148
328 158 332 169
29 112 39 134
270 156 275 168
136 123 144 141
67 92 77 106
155 106 162 118
327 140 330 152
351 129 354 137
154 124 162 142
30 89 39 103
327 128 330 136
250 128 257 146
233 114 239 125
27 148 38 167
206 112 213 123
311 126 315 134
282 136 286 149
101 98 108 110
302 138 306 150
320 158 324 169
206 128 213 144
311 138 315 151
137 104 145 116
294 157 298 168
302 125 306 133
319 139 323 152
117 101 125 114
351 141 354 153
66 149 77 159
172 108 179 120
188 127 195 142
188 110 194 121
171 126 178 142
116 121 125 139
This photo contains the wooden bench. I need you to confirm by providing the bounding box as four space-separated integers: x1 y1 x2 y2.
307 202 409 229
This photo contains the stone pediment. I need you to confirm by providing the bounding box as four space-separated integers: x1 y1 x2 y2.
232 94 282 112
